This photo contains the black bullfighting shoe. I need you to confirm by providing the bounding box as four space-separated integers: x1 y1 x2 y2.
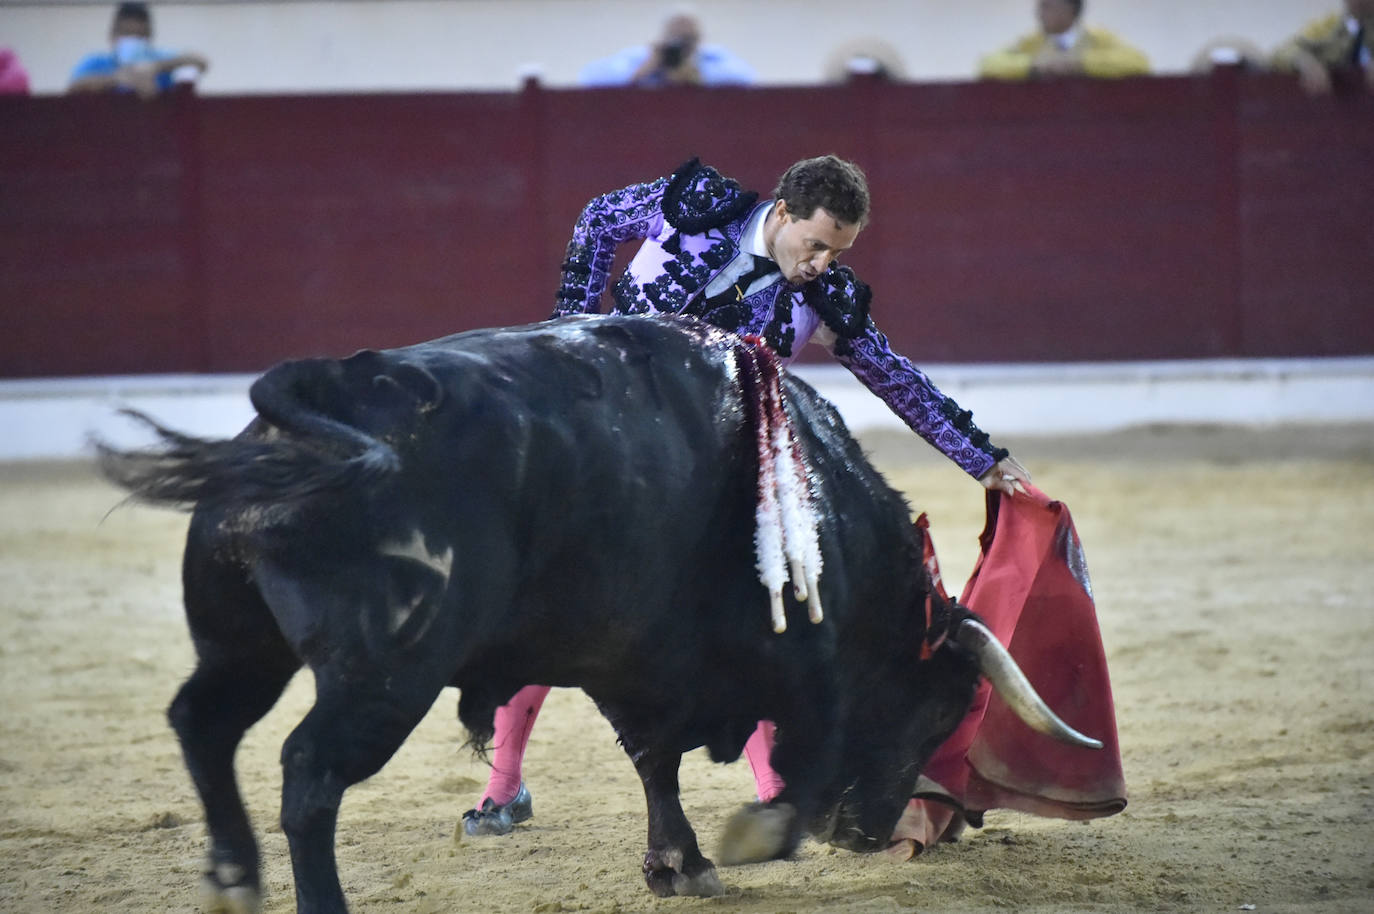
461 782 533 837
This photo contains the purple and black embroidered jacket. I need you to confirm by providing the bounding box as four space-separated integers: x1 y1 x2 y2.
552 159 1008 479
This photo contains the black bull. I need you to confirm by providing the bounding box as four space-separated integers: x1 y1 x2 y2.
98 315 1098 912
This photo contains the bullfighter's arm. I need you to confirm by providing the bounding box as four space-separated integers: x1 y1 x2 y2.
806 266 1013 482
552 177 670 317
834 323 1013 481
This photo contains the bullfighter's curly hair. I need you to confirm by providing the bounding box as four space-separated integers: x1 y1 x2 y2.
771 155 871 227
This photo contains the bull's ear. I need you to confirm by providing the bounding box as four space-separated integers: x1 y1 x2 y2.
372 362 444 412
911 592 968 663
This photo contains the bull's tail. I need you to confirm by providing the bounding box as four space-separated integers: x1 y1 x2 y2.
96 359 399 510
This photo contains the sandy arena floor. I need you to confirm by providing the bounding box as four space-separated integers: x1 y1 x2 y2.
1 423 1372 913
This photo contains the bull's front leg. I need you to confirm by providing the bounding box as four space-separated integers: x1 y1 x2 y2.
716 799 800 866
631 750 725 897
719 687 839 865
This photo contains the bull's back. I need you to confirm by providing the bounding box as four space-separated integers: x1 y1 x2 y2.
208 317 753 676
407 317 765 681
171 315 908 680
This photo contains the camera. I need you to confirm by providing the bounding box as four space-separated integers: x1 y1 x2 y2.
659 40 689 69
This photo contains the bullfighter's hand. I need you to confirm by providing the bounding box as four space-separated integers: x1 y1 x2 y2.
980 456 1031 496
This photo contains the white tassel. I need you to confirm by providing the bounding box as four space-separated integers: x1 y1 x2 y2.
771 422 824 623
754 425 788 634
744 344 826 634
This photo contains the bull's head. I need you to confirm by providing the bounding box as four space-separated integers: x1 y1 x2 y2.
816 602 980 851
819 604 1102 852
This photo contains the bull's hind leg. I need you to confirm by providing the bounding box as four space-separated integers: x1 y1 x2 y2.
279 671 448 914
629 749 725 897
172 521 302 913
173 657 299 914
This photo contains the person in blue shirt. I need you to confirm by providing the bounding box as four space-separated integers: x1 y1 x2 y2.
68 2 208 99
579 9 755 87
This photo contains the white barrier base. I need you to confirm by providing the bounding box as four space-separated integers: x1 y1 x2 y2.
797 356 1374 438
2 357 1372 461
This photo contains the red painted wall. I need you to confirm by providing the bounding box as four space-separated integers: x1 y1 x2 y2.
1 72 1371 378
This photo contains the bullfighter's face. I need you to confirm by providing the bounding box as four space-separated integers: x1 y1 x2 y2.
764 201 861 286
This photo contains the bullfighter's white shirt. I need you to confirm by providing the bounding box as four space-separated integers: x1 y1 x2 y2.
702 201 779 301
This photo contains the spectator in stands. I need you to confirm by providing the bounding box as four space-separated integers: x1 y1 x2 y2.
579 7 755 87
0 47 31 95
1188 36 1268 74
977 0 1149 81
821 38 908 83
1270 0 1373 95
68 2 208 99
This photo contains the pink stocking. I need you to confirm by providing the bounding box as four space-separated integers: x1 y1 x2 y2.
479 684 549 806
744 719 786 802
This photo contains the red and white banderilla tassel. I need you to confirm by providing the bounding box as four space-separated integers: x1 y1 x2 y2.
739 337 824 633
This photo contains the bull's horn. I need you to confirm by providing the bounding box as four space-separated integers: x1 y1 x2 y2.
955 618 1104 750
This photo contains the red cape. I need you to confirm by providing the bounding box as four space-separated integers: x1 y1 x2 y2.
888 484 1126 858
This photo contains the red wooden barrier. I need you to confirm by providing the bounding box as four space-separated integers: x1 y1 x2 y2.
1 72 1370 378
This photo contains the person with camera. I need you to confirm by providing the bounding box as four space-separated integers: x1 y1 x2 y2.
68 2 208 99
579 9 755 87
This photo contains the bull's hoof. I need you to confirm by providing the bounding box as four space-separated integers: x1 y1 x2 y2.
461 782 533 837
200 862 262 914
643 850 724 897
717 801 797 866
671 864 726 897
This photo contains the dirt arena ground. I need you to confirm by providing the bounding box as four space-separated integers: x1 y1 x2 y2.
2 423 1372 913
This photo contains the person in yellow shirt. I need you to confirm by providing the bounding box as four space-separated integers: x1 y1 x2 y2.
978 0 1149 80
1270 0 1374 95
